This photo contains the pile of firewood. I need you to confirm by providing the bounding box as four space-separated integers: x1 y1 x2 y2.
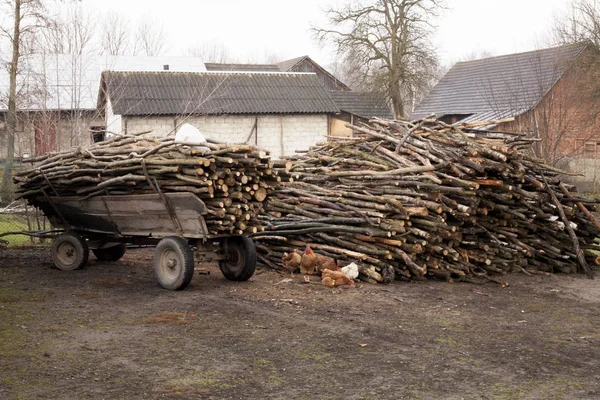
13 133 280 235
254 118 600 283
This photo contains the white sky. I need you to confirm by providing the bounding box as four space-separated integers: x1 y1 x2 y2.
90 0 572 68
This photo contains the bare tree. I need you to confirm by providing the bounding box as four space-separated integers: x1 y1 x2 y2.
132 15 167 57
187 40 234 63
313 0 445 118
100 10 130 56
458 50 495 62
39 4 96 54
553 0 600 48
0 0 49 200
244 50 280 64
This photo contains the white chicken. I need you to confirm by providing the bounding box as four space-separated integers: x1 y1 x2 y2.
341 262 359 280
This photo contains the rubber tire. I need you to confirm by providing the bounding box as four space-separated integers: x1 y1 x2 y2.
51 233 89 271
92 243 127 262
219 236 257 282
154 236 195 290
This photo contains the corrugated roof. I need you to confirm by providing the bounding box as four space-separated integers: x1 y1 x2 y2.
205 63 281 72
0 54 206 112
277 56 307 72
412 43 589 119
329 91 393 119
101 71 340 116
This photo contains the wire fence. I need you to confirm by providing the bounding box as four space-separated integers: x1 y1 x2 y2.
0 165 49 248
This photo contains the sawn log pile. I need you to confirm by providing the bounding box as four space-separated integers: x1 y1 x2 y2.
254 118 600 283
13 134 279 235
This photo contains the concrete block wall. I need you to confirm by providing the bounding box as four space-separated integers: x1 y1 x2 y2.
125 114 329 158
124 116 177 137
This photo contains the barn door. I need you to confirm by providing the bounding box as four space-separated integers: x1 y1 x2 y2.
34 119 57 156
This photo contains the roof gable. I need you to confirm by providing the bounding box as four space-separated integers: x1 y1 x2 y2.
100 71 340 116
412 43 590 118
278 56 351 91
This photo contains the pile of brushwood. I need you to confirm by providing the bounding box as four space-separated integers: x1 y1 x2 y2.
254 118 600 283
13 133 281 235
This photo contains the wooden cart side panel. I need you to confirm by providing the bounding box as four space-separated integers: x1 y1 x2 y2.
40 193 209 239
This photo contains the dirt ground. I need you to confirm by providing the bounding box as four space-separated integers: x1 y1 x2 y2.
1 247 600 400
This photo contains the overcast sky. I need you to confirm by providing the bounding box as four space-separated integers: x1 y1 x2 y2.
92 0 572 67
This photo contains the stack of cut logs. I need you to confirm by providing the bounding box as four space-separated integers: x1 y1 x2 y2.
254 118 600 283
14 133 280 235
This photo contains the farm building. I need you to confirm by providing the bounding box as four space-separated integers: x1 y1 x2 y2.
206 56 394 137
412 42 600 190
98 70 340 158
0 54 206 160
2 53 390 161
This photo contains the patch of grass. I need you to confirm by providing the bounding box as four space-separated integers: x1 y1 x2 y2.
143 312 198 325
0 213 50 248
0 214 35 247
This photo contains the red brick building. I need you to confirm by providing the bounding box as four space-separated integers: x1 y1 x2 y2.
412 42 600 189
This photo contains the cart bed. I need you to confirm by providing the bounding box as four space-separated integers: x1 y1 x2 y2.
34 193 209 239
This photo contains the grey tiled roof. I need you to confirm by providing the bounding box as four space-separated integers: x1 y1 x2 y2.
205 63 280 72
412 43 589 119
101 71 340 116
329 91 393 119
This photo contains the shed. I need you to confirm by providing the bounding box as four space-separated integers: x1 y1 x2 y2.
98 71 340 158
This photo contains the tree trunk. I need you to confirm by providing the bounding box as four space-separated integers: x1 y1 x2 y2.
1 0 21 200
390 80 404 119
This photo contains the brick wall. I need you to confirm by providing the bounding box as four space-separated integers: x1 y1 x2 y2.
124 114 329 158
495 46 600 163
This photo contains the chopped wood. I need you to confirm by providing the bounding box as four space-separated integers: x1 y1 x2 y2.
14 134 282 235
253 117 600 283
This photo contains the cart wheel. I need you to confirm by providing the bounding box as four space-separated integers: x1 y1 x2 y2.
154 237 194 290
219 236 256 281
92 243 127 262
51 233 89 271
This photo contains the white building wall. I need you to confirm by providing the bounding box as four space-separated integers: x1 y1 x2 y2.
123 114 328 158
105 97 122 136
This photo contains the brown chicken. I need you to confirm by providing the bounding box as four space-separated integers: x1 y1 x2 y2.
314 254 339 274
321 269 355 288
300 245 318 282
281 250 302 272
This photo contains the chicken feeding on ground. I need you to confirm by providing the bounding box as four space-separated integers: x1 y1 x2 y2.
281 250 302 272
300 245 318 282
321 269 355 288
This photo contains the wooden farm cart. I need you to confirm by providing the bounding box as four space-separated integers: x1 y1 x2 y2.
32 192 257 290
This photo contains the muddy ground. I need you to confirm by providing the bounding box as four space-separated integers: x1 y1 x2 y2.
1 247 599 400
